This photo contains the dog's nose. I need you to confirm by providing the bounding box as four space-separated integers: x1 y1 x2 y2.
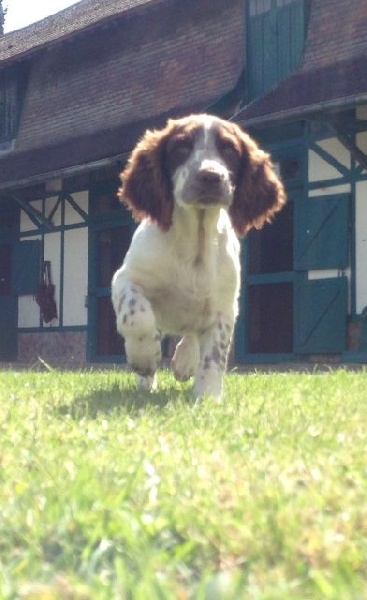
197 168 223 184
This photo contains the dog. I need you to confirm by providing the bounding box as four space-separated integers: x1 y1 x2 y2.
112 114 285 399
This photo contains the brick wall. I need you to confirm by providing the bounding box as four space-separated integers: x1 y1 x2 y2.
18 331 87 366
303 0 367 71
16 0 244 154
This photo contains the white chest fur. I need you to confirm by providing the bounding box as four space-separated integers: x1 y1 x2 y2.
117 207 240 335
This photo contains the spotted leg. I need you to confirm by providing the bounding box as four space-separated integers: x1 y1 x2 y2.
194 315 234 401
171 334 200 382
111 279 161 391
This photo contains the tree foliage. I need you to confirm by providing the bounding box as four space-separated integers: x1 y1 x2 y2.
0 0 7 35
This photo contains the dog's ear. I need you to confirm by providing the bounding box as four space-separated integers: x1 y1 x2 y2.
229 127 286 236
118 125 174 231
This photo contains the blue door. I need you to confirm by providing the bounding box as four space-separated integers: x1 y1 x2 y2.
293 194 350 353
87 181 135 362
295 277 348 353
235 152 350 362
0 238 17 361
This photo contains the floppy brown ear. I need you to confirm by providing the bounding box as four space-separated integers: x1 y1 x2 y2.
229 129 286 236
118 126 174 231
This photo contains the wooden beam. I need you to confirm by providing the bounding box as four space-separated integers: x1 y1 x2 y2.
11 194 55 230
336 132 367 172
327 122 367 172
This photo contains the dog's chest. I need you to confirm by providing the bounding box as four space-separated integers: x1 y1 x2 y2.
150 270 215 333
125 213 239 335
148 252 236 334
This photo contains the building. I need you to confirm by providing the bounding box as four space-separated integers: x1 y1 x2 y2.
0 0 366 366
0 0 244 364
235 0 367 363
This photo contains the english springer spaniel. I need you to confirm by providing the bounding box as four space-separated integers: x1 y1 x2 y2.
112 114 285 400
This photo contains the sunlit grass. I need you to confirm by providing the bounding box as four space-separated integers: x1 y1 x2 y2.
0 368 367 598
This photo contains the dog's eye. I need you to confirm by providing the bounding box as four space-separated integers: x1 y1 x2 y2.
172 137 193 158
218 139 238 158
165 135 194 174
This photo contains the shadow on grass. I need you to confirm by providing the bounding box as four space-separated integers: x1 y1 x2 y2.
58 382 193 419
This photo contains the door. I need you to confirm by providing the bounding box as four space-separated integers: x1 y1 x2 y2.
0 240 17 361
294 277 348 353
0 199 19 360
235 152 350 361
88 181 135 362
293 194 349 353
239 194 295 360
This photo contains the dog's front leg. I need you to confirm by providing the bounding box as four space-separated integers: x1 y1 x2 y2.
171 334 200 382
194 315 234 401
111 278 161 390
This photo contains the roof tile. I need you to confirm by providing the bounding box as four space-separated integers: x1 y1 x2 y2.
0 0 163 63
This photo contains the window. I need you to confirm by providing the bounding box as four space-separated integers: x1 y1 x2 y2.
0 65 27 144
249 0 271 16
277 0 298 6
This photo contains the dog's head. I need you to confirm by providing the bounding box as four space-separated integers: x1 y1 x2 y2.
119 114 286 235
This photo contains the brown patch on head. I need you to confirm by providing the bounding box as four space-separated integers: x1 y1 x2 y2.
210 119 243 177
118 121 179 231
164 125 197 176
227 123 286 236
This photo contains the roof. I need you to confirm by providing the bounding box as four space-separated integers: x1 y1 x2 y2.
237 0 367 127
0 0 244 190
0 0 163 64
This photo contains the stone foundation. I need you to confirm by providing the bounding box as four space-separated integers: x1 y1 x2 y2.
18 330 87 366
347 317 367 352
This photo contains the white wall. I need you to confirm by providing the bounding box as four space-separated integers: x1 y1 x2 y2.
18 190 89 329
309 138 351 186
18 203 42 328
63 228 88 326
43 231 61 327
18 232 42 329
64 191 88 226
20 199 43 232
309 137 351 199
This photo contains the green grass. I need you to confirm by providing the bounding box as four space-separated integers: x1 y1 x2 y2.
1 367 367 599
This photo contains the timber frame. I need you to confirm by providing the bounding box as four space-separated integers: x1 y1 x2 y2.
1 0 367 366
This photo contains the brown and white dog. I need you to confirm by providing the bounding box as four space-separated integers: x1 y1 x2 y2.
112 114 285 399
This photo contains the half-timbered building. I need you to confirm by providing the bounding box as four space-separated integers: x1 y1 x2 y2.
1 0 366 366
0 0 244 364
236 0 367 363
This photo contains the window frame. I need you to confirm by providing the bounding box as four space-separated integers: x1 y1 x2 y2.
0 64 27 144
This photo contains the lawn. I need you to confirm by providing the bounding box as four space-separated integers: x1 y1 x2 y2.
0 367 367 599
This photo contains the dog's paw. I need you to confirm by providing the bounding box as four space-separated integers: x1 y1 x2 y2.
137 373 157 392
171 335 200 381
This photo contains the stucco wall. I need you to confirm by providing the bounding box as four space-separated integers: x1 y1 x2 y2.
18 189 88 329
